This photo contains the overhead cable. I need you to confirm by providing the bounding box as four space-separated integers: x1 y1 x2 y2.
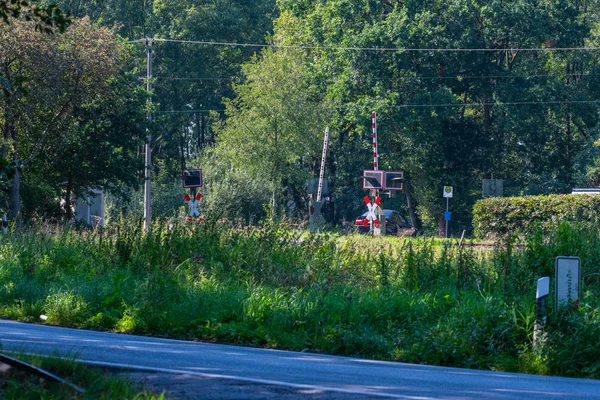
128 37 600 53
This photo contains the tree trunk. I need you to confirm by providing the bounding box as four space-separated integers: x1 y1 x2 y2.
403 176 420 232
7 114 21 227
271 189 278 220
64 172 74 222
64 187 73 222
9 165 21 228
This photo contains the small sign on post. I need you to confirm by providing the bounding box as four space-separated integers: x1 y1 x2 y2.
182 169 203 188
383 171 405 191
482 179 504 197
307 178 328 197
443 186 453 198
555 256 581 310
442 186 453 238
363 170 384 190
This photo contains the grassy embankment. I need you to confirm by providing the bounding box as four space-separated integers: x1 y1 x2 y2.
1 219 599 379
0 353 165 399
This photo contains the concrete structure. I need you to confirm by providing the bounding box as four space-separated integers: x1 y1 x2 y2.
75 189 105 227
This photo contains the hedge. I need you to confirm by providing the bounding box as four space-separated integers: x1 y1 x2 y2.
473 194 600 239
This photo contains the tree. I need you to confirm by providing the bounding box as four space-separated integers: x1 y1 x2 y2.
25 73 146 221
217 45 333 217
0 16 128 224
0 0 69 32
0 0 69 185
264 0 600 232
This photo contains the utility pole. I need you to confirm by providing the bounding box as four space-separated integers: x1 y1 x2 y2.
144 38 154 230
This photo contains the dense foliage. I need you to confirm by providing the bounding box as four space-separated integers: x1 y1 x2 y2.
210 0 600 231
2 1 600 232
3 0 600 385
473 194 600 238
1 222 599 378
0 13 144 225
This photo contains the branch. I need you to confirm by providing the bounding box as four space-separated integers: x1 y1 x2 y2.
26 97 73 163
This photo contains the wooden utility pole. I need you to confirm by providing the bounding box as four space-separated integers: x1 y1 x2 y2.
143 38 154 230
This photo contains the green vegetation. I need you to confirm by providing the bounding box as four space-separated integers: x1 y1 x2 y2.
1 220 599 379
2 1 600 387
473 194 600 238
0 353 166 399
4 0 600 234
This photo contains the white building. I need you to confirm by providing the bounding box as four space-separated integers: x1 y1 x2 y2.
75 189 105 227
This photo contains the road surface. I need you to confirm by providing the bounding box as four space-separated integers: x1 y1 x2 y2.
1 319 599 399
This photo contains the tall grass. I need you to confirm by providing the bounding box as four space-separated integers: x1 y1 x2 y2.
0 219 599 378
0 353 165 399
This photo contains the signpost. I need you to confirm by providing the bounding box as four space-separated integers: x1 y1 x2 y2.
361 113 406 236
555 256 581 310
307 178 328 198
482 179 503 197
443 186 453 238
182 169 203 188
363 195 381 233
362 170 384 190
371 112 386 235
182 169 203 222
185 192 202 222
384 171 404 191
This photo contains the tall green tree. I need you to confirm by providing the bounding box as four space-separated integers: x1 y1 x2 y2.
217 46 333 217
45 0 278 175
0 16 130 224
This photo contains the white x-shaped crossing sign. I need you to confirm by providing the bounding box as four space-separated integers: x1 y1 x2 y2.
185 193 202 219
363 196 381 228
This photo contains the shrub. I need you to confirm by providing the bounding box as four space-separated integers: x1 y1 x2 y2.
473 194 600 239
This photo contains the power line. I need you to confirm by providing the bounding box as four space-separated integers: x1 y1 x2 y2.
155 77 231 81
401 72 596 81
156 99 600 114
156 72 598 83
390 100 600 108
157 109 225 113
128 37 600 53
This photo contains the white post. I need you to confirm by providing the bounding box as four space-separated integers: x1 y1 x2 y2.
534 277 550 347
316 127 329 202
445 196 449 239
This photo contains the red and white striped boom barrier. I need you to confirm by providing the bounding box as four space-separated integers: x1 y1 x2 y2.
372 111 378 170
316 127 329 202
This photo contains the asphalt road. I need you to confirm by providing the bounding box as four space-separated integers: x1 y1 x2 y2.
1 319 599 399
